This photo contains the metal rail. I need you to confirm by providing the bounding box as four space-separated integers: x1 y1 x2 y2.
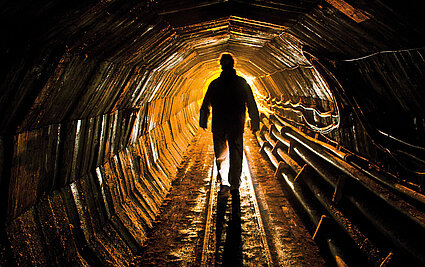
201 160 219 267
243 154 273 266
200 154 274 266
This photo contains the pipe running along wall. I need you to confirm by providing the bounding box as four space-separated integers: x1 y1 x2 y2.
1 0 425 265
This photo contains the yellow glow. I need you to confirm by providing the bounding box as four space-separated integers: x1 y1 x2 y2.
197 59 273 118
239 72 272 115
243 75 256 88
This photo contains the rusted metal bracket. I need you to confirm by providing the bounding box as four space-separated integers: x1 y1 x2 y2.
312 215 331 241
332 175 347 204
259 142 269 154
268 124 278 142
260 124 269 135
271 140 286 157
274 161 288 178
379 252 394 267
287 137 297 157
293 163 311 183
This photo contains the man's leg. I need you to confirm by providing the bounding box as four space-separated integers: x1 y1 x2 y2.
228 132 243 191
213 131 230 188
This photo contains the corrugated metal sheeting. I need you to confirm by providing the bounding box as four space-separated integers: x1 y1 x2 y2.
1 0 425 265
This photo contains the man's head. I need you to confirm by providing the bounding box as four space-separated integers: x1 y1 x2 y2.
220 53 234 71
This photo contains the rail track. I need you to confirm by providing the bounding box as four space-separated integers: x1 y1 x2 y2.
200 153 273 266
136 130 324 266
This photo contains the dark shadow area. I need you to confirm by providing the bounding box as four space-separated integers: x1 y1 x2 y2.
215 192 243 266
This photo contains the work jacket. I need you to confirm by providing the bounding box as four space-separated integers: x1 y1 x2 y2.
199 69 260 134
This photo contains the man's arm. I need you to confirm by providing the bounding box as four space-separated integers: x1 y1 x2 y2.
245 82 260 132
199 85 212 129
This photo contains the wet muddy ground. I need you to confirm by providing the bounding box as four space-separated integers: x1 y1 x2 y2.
135 130 325 266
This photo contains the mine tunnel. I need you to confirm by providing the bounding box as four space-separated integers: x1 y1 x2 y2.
1 0 425 266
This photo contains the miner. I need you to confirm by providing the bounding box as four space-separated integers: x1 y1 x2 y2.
199 53 260 200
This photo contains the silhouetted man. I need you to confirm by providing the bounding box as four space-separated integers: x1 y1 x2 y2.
199 53 260 197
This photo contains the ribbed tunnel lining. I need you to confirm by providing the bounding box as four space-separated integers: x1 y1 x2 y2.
2 1 425 265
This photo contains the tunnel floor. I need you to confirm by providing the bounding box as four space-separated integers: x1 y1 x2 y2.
134 130 325 266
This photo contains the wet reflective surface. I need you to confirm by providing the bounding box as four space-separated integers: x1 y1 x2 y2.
136 130 324 266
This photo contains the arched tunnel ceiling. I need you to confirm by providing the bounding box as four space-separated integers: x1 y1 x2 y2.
2 1 425 265
1 0 424 155
155 0 317 27
1 0 425 208
1 0 330 133
3 0 424 65
1 0 424 181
